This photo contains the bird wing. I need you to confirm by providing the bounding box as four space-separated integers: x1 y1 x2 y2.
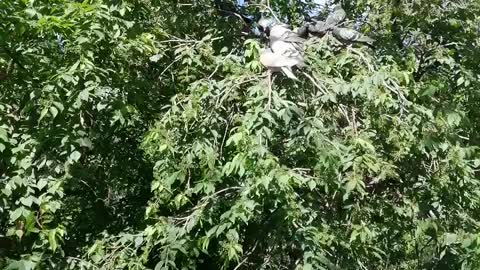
271 40 303 59
308 21 331 35
333 27 375 44
260 48 303 79
260 49 302 68
281 66 298 80
280 30 306 44
270 25 304 43
333 27 357 41
295 25 309 38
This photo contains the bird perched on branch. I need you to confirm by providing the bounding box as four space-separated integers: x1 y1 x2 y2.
325 5 346 26
258 16 304 42
257 16 305 79
269 25 305 60
306 5 346 36
259 47 304 79
332 26 375 46
256 16 307 108
269 24 305 45
259 47 305 109
295 25 309 38
305 20 330 37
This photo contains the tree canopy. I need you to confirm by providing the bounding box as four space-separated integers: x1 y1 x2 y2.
1 0 480 269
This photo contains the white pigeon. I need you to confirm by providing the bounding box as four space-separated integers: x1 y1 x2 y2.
257 18 305 79
260 47 304 108
259 47 304 79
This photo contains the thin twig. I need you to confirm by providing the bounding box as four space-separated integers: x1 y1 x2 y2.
158 39 197 44
292 168 311 172
233 241 258 270
347 46 374 72
79 179 99 197
219 117 230 156
215 76 259 107
210 186 242 197
351 107 358 134
248 4 281 23
338 104 352 129
67 257 99 270
208 49 235 79
302 71 327 95
266 70 273 109
383 79 410 114
160 56 181 76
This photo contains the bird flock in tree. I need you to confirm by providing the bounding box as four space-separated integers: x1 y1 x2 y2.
257 5 374 80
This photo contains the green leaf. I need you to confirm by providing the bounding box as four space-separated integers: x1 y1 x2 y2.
69 151 82 162
77 37 89 44
25 8 36 18
134 236 143 248
49 106 59 118
37 179 48 190
150 180 160 191
201 34 212 41
76 137 93 148
39 106 49 122
15 230 24 239
10 207 23 221
91 255 102 263
303 264 313 270
345 179 357 193
113 29 121 39
447 112 461 126
20 196 33 207
307 180 316 190
456 76 465 86
6 260 35 270
444 233 457 246
94 30 105 40
69 60 80 73
52 101 64 112
149 54 163 62
0 127 8 142
226 132 243 146
49 230 58 251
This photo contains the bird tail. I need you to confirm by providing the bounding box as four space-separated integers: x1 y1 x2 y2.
358 36 375 45
281 67 298 80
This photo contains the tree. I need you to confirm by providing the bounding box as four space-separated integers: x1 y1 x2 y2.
1 0 480 269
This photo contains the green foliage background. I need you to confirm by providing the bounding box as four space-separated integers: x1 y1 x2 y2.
1 0 480 269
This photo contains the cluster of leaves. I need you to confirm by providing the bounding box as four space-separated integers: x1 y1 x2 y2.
0 0 162 268
1 0 480 269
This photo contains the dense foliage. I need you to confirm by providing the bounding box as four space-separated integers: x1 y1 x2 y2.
1 0 480 269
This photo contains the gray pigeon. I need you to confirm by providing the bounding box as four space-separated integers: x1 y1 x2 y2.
260 48 304 79
325 5 346 26
257 17 304 44
295 25 309 38
269 24 305 49
307 20 331 37
332 27 375 45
